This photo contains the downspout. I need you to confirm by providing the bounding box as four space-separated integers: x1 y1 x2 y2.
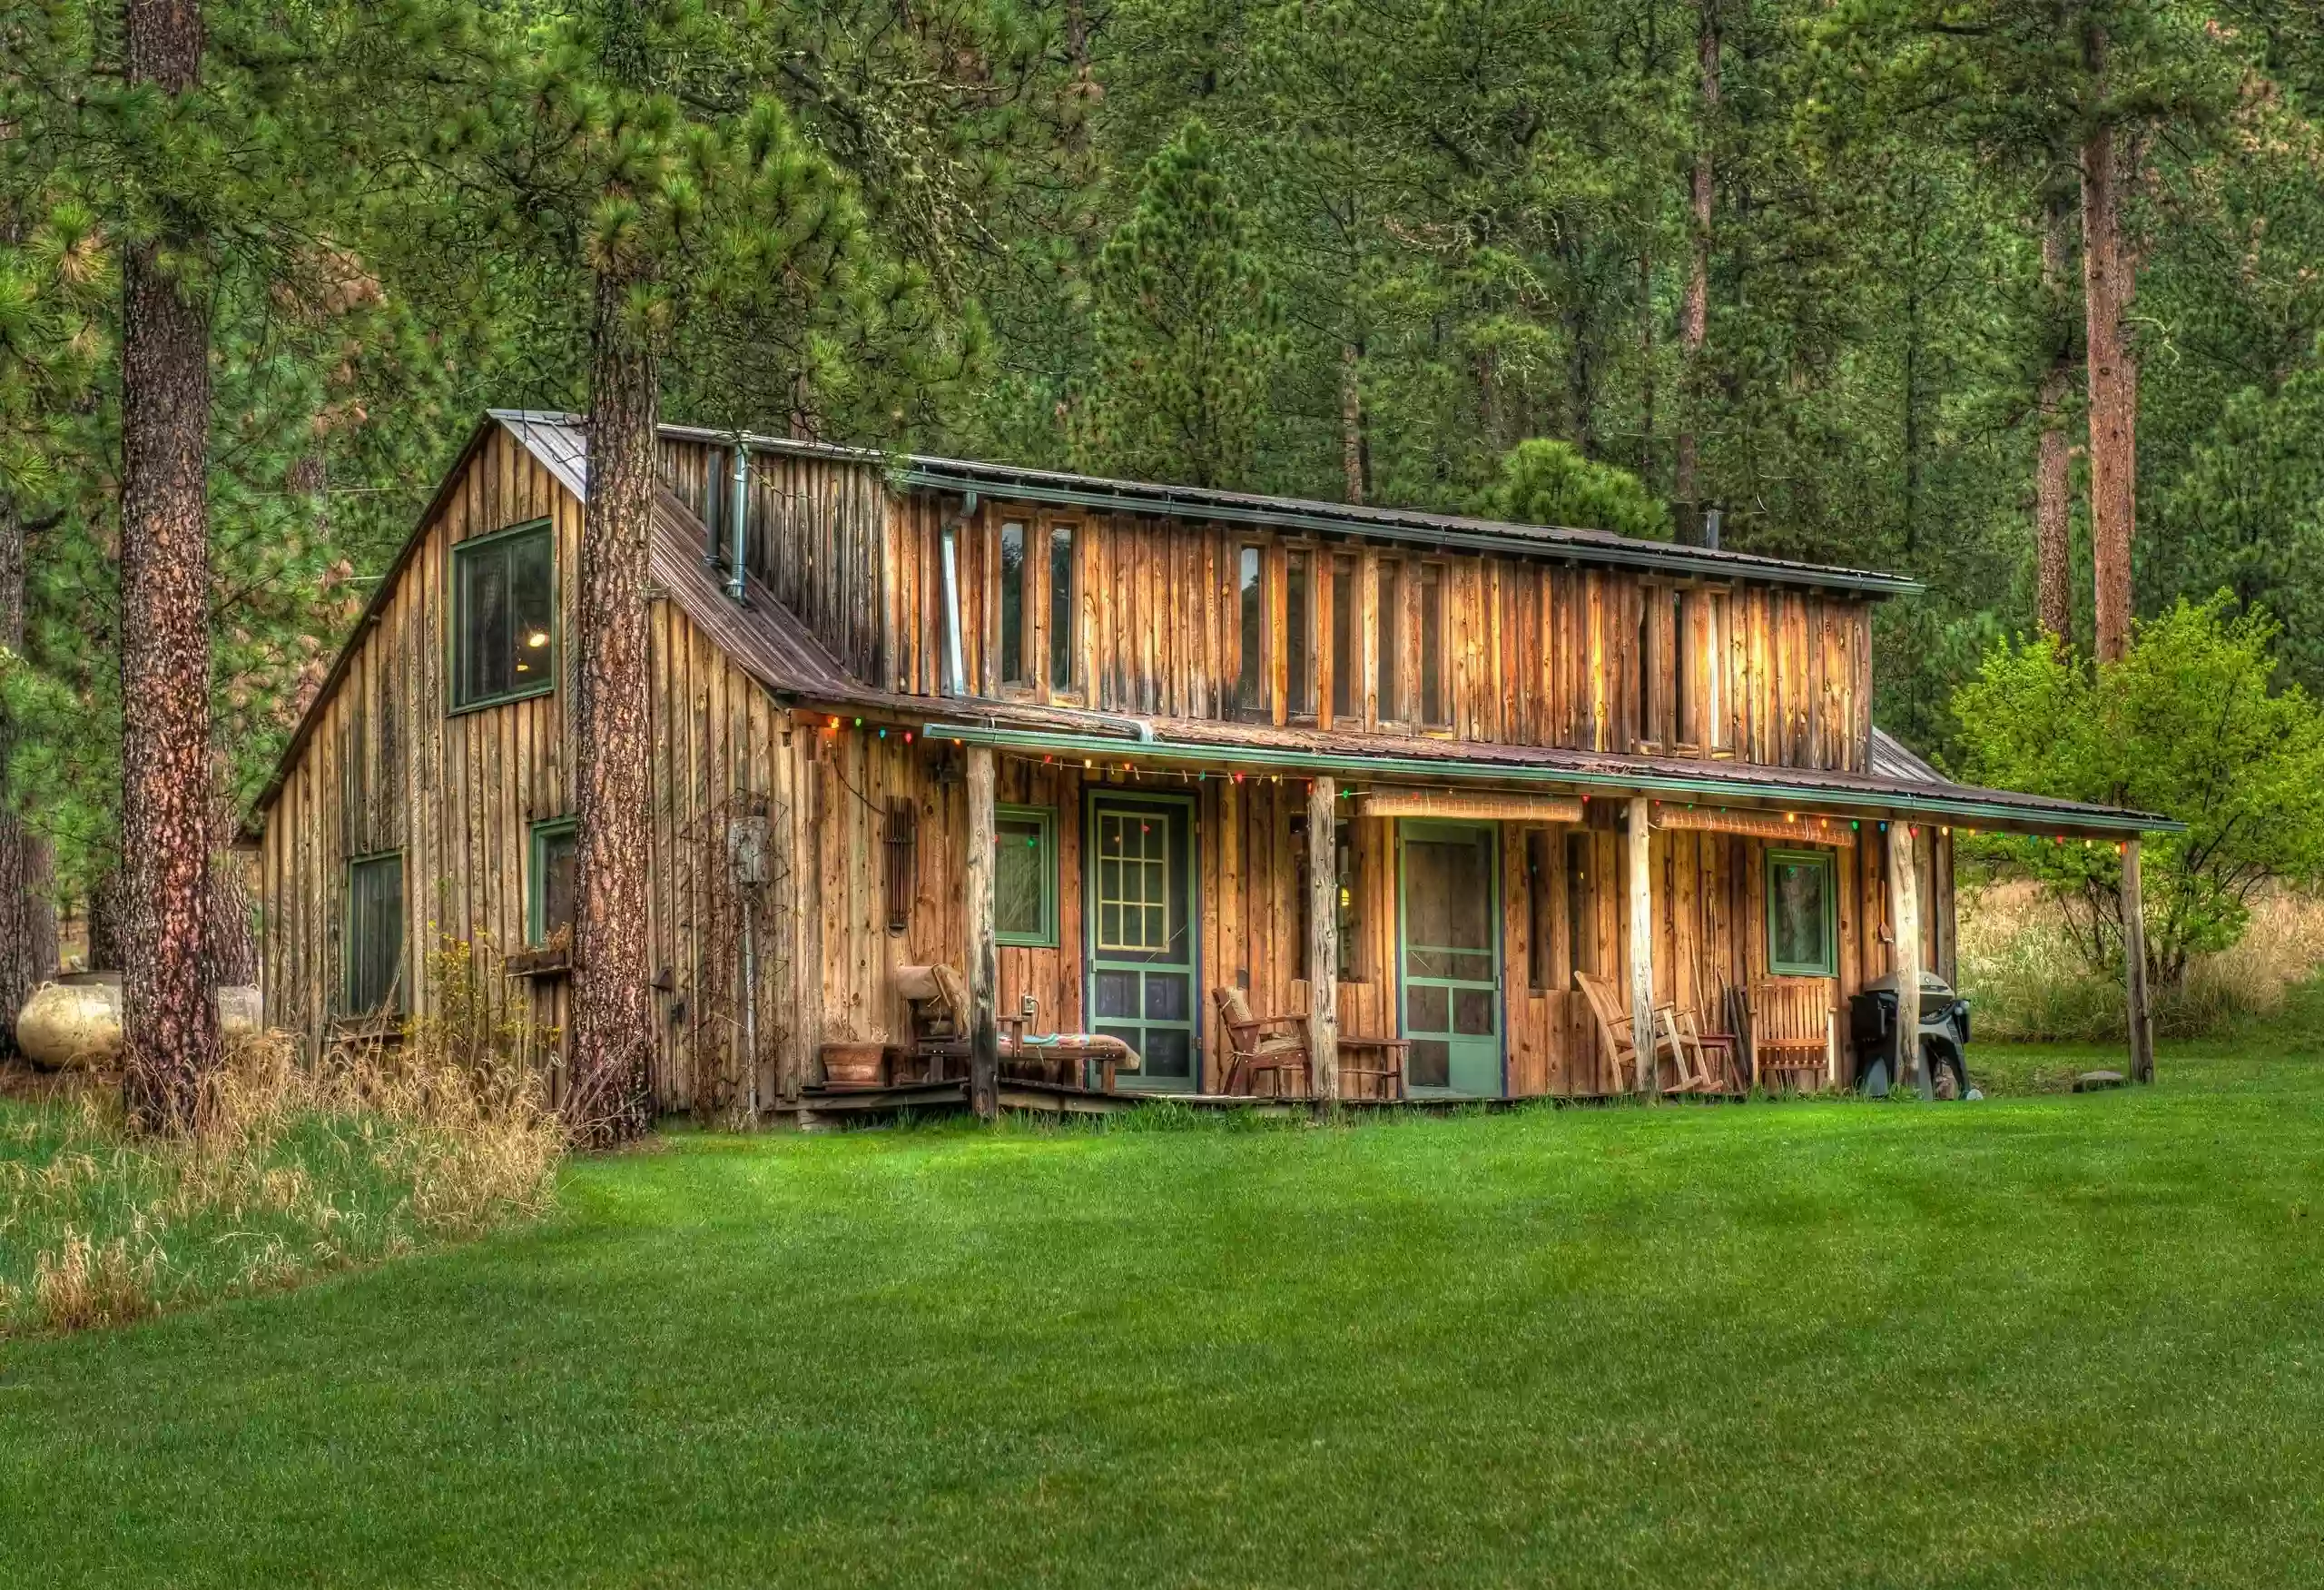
726 442 751 604
940 491 978 696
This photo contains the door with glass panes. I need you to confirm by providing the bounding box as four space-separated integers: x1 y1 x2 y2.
1396 821 1504 1096
1085 793 1198 1092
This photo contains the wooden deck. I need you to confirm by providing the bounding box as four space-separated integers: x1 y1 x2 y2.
773 1081 1554 1128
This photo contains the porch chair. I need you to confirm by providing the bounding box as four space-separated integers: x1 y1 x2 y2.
1745 978 1837 1091
1211 985 1313 1098
894 963 970 1083
1573 971 1719 1095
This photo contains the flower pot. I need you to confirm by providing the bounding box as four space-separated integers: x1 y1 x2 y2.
819 1041 886 1088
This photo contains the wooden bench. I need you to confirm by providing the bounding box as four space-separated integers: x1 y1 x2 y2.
1746 978 1837 1091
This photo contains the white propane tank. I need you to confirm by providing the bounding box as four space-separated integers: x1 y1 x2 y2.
15 975 124 1071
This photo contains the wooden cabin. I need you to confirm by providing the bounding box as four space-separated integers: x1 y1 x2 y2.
252 410 2166 1114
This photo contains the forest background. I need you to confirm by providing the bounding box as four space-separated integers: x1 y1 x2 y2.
2 0 2320 1038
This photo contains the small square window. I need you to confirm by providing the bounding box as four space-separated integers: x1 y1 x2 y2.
530 817 577 946
995 805 1058 947
1767 849 1837 977
452 520 555 711
346 852 405 1015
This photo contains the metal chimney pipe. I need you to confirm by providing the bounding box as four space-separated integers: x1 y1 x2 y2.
1703 506 1721 550
726 444 750 604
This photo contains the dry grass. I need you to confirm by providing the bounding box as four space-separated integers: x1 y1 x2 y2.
1958 880 2324 1041
0 953 564 1338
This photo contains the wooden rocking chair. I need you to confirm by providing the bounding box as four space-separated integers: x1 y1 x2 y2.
1211 985 1313 1098
1746 978 1837 1091
1573 972 1720 1095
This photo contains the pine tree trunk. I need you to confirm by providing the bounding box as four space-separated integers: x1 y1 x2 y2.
88 870 123 972
565 269 658 1146
118 0 218 1135
2079 35 2136 667
1341 341 1364 506
1674 0 1719 509
2035 187 2076 646
0 496 56 1052
207 784 257 988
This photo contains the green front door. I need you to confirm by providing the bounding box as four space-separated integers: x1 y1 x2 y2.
1086 793 1199 1092
1397 821 1503 1097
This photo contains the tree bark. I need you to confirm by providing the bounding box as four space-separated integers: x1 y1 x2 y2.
206 779 256 988
0 497 57 1049
88 869 123 972
1674 0 1718 509
2080 35 2137 666
565 269 658 1146
2035 186 2076 647
1341 341 1365 506
118 0 218 1135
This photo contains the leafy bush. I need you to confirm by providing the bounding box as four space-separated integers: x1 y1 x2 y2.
1952 597 2324 988
1487 439 1671 540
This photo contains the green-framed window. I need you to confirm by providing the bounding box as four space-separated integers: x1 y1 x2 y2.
994 805 1058 947
529 817 578 946
451 518 556 711
345 851 405 1015
1766 848 1838 977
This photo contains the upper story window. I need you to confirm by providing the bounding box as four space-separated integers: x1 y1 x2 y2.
1236 545 1265 717
452 519 555 711
1285 550 1313 718
1375 561 1402 723
1671 590 1691 747
1705 592 1730 750
1418 563 1448 728
999 520 1029 686
1049 524 1077 691
1330 555 1356 722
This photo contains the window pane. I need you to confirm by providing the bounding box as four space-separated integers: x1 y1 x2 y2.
1769 855 1833 973
1407 984 1450 1033
536 824 576 944
999 523 1026 684
1049 525 1075 687
1672 591 1689 743
1331 558 1355 718
995 814 1047 939
1375 564 1400 718
1237 546 1264 716
1405 834 1493 950
1142 1028 1192 1079
1285 551 1310 716
348 854 403 1013
1409 1039 1451 1089
1420 566 1445 726
456 524 554 707
510 531 554 690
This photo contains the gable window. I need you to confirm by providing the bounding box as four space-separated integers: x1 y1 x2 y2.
1375 561 1401 721
1285 550 1313 718
999 521 1029 686
1419 563 1448 727
530 817 578 946
994 805 1058 947
452 519 555 711
1330 556 1356 721
1767 849 1838 977
1236 545 1265 717
1049 524 1077 690
346 851 405 1014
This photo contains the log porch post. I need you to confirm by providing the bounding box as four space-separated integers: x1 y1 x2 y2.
1626 795 1655 1098
1308 775 1339 1101
1886 819 1928 1099
2122 837 2154 1084
966 745 1000 1121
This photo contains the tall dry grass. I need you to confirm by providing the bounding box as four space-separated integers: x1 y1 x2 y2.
1958 881 2324 1041
0 950 563 1338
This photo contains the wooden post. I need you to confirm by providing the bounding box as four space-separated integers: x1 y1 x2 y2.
1886 819 1928 1099
2122 837 2154 1084
1626 795 1655 1098
1308 775 1339 1101
966 745 1000 1121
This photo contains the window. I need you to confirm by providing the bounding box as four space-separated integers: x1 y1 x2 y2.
1526 828 1556 993
995 805 1057 947
1330 556 1356 720
1419 563 1447 726
1049 524 1077 689
1707 593 1729 750
1285 550 1312 717
1566 830 1592 977
1335 818 1362 981
452 519 555 711
1236 545 1265 717
1767 849 1838 976
345 852 405 1014
999 521 1028 685
529 818 577 946
1376 562 1401 720
1636 596 1654 746
1671 591 1690 746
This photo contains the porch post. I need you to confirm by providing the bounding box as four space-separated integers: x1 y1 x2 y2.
1886 819 1928 1099
1626 795 1655 1098
966 745 1000 1121
1308 775 1339 1101
2122 837 2155 1084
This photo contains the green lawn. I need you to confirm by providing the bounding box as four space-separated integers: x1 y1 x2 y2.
5 1029 2323 1587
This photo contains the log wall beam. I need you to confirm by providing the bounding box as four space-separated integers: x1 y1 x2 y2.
2122 837 2154 1084
1886 818 1927 1099
1626 795 1655 1098
966 744 1000 1120
1308 775 1340 1101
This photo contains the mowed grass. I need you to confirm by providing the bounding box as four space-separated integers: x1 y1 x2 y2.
5 1025 2324 1587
